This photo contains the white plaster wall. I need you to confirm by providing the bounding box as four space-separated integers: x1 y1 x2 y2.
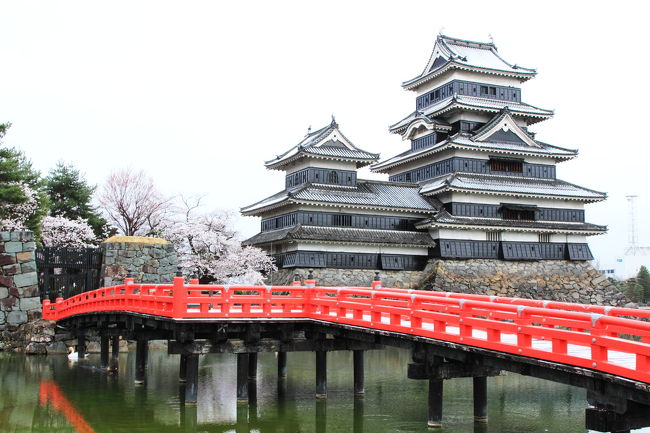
501 232 538 242
448 192 586 210
436 228 486 240
287 158 357 173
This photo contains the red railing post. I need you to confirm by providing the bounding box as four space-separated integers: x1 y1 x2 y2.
515 306 532 350
590 313 608 366
42 299 51 321
371 271 382 290
172 271 187 318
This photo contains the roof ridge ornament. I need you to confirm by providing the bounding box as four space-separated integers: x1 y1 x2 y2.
331 114 338 128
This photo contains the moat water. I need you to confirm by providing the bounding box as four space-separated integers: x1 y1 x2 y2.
0 347 646 433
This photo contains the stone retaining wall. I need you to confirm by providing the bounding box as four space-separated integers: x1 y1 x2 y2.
268 259 629 306
0 231 40 329
100 237 178 286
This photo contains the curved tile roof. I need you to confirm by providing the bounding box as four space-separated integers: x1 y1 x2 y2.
419 173 606 202
241 180 436 215
244 225 435 247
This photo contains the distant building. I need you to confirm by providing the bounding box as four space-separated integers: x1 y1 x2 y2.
242 34 606 280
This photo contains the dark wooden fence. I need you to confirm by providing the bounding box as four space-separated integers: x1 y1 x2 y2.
36 247 102 301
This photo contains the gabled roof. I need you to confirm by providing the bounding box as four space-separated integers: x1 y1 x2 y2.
389 96 553 135
371 132 577 173
402 34 537 91
472 108 540 147
418 173 606 203
265 118 379 170
240 179 436 216
243 225 436 248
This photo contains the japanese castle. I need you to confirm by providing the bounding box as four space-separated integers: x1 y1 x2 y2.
241 34 606 272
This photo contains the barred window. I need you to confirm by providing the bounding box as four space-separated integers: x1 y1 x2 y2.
486 231 502 242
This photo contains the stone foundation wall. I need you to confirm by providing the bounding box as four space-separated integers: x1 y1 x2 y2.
266 263 437 289
0 231 40 329
421 259 629 306
100 237 178 286
267 259 629 306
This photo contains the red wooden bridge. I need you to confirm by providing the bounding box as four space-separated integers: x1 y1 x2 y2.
43 274 650 432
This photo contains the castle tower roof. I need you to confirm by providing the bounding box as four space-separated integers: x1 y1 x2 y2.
402 34 537 91
265 118 379 171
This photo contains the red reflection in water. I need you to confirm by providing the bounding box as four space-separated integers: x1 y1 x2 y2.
39 380 97 433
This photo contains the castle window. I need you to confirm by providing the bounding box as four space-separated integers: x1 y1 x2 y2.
433 89 440 99
328 171 338 183
490 87 497 96
405 173 411 182
486 231 502 242
490 158 523 173
332 214 352 226
480 86 489 95
501 204 536 221
539 233 551 243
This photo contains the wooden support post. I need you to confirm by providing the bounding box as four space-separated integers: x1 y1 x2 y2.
315 399 327 433
111 336 120 358
248 352 258 381
353 394 364 433
77 333 86 359
100 334 109 369
316 351 327 399
353 350 364 396
237 353 249 404
473 376 488 423
179 354 188 383
427 378 443 428
278 351 287 379
185 354 199 405
134 339 148 385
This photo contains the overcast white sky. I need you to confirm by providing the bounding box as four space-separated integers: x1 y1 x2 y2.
1 0 648 270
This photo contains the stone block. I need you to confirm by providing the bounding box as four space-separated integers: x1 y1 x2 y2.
4 242 22 253
1 296 16 310
6 311 27 326
23 242 36 251
0 254 15 266
0 276 13 288
0 232 10 241
19 285 39 298
14 272 37 288
2 264 19 275
46 341 68 354
25 342 47 354
16 251 34 263
0 287 7 298
10 232 21 241
20 297 42 312
21 262 37 273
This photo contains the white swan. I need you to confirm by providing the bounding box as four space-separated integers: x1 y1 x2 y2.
67 347 87 361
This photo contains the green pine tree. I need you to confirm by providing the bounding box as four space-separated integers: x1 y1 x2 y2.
44 162 108 238
0 122 48 236
637 265 650 303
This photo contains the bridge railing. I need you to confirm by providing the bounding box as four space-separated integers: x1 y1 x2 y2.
42 276 650 383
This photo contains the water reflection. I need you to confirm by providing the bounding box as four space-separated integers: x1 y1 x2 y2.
1 348 647 432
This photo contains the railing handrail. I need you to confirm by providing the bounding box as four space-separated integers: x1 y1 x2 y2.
41 277 650 384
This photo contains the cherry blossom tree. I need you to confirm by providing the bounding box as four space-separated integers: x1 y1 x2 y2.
0 183 40 231
98 167 171 236
40 215 98 247
164 198 276 284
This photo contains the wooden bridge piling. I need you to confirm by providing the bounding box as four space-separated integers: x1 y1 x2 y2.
473 376 488 423
134 339 148 385
315 350 327 398
184 354 199 405
248 352 258 381
100 335 109 369
278 351 287 379
76 333 86 359
353 350 365 396
179 354 188 383
237 353 249 404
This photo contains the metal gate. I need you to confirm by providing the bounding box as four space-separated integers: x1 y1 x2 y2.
36 247 102 301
